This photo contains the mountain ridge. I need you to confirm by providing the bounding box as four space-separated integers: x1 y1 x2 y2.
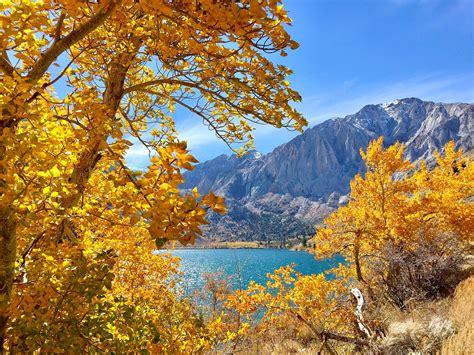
183 98 473 242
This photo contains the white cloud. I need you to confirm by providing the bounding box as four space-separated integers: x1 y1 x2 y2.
177 121 219 148
125 144 151 157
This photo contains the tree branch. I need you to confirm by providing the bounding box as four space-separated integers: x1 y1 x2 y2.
27 47 88 103
20 232 45 268
289 309 370 348
27 0 122 83
123 78 203 95
54 115 88 131
124 77 278 127
0 54 15 76
321 330 370 347
53 11 66 43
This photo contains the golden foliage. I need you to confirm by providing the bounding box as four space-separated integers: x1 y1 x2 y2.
209 265 355 352
314 138 473 287
0 0 304 351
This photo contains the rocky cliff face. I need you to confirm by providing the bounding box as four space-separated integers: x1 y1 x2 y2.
182 98 474 241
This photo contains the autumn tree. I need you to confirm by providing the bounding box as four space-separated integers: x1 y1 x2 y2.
0 0 305 351
314 138 414 284
210 265 367 353
314 138 473 300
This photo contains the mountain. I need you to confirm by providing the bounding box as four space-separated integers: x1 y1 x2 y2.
182 98 474 242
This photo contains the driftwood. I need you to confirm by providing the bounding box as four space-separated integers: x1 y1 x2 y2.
351 288 372 338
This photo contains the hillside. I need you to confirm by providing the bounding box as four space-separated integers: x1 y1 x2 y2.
182 98 474 242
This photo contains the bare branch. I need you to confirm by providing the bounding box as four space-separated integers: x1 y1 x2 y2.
169 95 237 152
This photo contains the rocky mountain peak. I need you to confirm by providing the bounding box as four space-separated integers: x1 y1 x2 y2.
182 98 473 241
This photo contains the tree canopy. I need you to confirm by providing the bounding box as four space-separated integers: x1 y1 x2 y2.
0 0 305 351
315 138 473 293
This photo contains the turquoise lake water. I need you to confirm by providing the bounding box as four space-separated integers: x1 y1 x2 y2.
168 249 342 294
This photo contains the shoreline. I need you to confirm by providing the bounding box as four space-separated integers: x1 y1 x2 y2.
171 240 312 251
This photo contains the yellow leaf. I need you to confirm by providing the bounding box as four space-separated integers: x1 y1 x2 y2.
48 166 61 178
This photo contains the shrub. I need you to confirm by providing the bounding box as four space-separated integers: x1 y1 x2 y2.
377 233 466 309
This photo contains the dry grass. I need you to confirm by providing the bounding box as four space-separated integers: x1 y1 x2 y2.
257 339 322 354
375 274 473 354
441 276 474 354
218 315 353 354
378 297 455 354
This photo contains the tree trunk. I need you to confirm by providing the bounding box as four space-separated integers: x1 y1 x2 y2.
0 5 122 348
0 56 130 351
55 59 130 242
0 140 16 353
0 207 15 353
354 232 364 283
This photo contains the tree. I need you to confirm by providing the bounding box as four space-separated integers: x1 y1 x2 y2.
197 140 472 353
314 138 473 297
314 137 414 284
409 141 473 243
0 0 305 350
216 139 472 352
219 265 364 353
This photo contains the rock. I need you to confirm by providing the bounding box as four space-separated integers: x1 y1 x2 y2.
182 98 474 241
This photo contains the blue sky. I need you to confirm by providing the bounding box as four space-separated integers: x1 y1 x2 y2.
128 0 473 166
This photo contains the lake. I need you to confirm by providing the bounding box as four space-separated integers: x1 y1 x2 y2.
168 248 341 294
